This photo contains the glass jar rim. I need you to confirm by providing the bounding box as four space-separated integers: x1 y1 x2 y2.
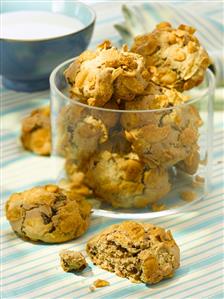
50 57 215 113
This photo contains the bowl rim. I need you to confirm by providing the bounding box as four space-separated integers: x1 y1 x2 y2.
50 57 216 114
1 2 96 43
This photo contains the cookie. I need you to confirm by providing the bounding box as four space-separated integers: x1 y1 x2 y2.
86 221 180 284
21 106 51 156
59 250 87 272
124 103 202 168
121 81 187 131
57 102 120 167
176 150 200 175
85 151 170 208
59 114 108 168
131 22 210 91
5 185 91 243
99 130 131 154
65 40 151 106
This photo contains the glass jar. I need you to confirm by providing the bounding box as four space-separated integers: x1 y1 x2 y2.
50 58 215 219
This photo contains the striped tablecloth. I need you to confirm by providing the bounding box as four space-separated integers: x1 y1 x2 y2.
1 2 224 298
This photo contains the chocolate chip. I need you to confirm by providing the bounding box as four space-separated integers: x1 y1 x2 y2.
41 212 51 224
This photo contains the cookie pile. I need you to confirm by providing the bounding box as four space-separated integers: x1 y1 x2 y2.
59 22 210 209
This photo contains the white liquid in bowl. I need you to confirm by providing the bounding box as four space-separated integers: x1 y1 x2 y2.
1 11 84 40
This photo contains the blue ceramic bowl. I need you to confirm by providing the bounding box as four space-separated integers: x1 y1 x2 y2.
0 1 95 92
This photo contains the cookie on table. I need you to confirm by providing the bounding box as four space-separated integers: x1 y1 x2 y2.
65 40 151 106
86 221 180 284
59 250 87 272
21 106 51 156
131 22 211 91
5 185 91 243
85 151 170 208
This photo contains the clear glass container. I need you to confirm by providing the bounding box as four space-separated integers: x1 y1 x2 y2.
50 58 215 219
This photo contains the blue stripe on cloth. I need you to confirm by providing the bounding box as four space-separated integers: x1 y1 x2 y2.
1 154 34 168
181 283 223 299
2 213 222 290
38 265 224 299
1 135 223 169
91 255 223 299
211 293 224 299
2 101 49 116
4 232 222 290
2 192 222 248
2 219 223 298
1 227 222 296
38 253 223 299
1 179 56 200
2 218 117 264
206 17 224 32
1 132 18 141
2 189 223 240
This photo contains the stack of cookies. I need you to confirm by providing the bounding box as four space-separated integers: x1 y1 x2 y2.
58 22 210 209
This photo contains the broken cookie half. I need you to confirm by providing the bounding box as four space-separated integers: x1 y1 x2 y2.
86 221 180 284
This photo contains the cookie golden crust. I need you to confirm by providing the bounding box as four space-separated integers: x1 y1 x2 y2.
57 102 120 167
5 185 91 243
124 104 202 168
85 151 170 208
99 130 132 155
65 40 151 106
21 106 51 156
86 221 180 284
58 110 108 168
176 150 200 175
131 22 211 91
120 81 187 131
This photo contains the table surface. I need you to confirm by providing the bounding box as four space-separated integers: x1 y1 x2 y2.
1 2 224 299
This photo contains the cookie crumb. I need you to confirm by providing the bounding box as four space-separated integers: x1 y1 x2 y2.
217 160 223 164
93 279 110 288
180 191 197 202
59 250 87 272
192 175 205 188
89 279 110 292
151 203 166 211
195 175 205 183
